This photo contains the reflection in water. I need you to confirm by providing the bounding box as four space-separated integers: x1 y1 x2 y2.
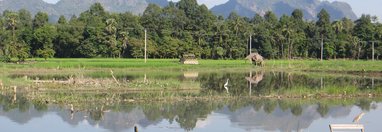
246 71 264 96
199 71 382 96
224 79 229 94
2 71 382 131
8 71 382 97
0 93 381 132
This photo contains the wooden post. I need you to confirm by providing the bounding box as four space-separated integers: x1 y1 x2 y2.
144 29 147 63
134 126 138 132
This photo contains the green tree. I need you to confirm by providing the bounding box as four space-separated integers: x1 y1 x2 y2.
2 12 29 62
18 9 32 28
354 15 375 59
57 15 67 24
33 25 57 59
76 3 108 57
316 9 334 59
33 12 49 29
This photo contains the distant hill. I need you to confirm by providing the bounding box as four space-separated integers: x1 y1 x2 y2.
0 0 168 22
211 0 358 20
0 0 357 22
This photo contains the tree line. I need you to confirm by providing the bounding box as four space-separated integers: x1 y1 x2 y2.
1 0 382 62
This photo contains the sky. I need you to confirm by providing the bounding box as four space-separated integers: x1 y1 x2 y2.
42 0 382 21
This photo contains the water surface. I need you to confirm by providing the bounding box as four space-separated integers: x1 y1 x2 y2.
2 71 382 131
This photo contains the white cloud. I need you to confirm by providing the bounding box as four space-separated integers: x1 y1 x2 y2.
43 0 60 4
168 0 228 8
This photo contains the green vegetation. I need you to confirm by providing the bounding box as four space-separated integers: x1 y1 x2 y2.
1 59 381 99
1 58 382 72
1 0 382 62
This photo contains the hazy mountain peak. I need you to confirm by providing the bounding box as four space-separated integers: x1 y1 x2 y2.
211 0 357 20
0 0 168 22
0 0 356 22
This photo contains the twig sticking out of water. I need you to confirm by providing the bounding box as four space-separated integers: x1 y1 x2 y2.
110 70 120 86
0 80 3 90
13 86 17 93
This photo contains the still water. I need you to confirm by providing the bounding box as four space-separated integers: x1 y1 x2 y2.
0 99 381 132
2 71 382 131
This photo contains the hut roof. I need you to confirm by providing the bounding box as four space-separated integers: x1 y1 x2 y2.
245 53 258 60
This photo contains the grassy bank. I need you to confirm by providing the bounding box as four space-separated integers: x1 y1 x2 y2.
1 58 382 72
1 58 381 98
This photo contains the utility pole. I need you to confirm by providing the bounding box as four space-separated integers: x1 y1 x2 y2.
249 34 252 54
249 70 252 96
372 41 375 61
144 29 147 63
321 35 324 61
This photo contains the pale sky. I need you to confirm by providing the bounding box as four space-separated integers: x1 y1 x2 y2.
43 0 382 20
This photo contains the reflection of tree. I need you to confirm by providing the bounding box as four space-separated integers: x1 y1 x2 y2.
197 71 380 96
0 91 381 132
32 101 48 111
291 105 302 116
142 100 222 131
252 99 264 111
89 109 104 121
356 99 372 111
0 95 18 112
0 94 30 112
227 99 251 112
317 103 329 117
278 100 289 111
141 104 162 121
17 95 30 112
263 99 277 114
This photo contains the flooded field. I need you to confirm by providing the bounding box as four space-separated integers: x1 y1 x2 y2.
1 70 382 131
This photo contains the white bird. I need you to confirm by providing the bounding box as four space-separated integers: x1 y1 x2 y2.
224 79 229 93
70 104 74 114
353 112 365 123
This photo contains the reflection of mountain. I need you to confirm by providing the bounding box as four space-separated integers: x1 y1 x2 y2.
0 102 375 132
0 93 379 131
216 105 352 131
0 106 47 124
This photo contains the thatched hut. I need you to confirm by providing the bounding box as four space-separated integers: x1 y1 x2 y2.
245 53 264 66
245 71 264 84
180 54 199 65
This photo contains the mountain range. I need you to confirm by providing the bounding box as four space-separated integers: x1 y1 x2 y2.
211 0 357 20
0 0 357 21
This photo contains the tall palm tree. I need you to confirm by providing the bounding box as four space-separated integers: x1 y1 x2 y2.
119 31 128 57
332 21 344 34
4 13 19 59
6 13 18 42
105 18 117 35
105 18 118 57
350 36 361 59
282 23 295 59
